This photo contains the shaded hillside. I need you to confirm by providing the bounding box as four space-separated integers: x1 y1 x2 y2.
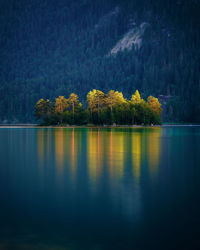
0 0 199 122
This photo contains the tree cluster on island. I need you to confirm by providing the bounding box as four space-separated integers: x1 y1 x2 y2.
34 90 162 125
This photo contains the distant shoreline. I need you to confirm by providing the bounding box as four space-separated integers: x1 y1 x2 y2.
0 124 200 128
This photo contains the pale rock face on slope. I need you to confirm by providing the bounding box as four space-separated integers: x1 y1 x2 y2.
109 22 149 55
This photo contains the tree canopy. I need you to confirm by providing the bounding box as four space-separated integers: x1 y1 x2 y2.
35 89 162 125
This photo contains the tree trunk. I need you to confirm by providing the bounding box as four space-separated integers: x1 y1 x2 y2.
98 96 100 121
72 102 74 120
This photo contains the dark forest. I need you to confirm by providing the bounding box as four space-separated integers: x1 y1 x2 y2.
0 0 199 123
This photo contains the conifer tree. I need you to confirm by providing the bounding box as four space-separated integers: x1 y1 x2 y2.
34 99 51 120
67 93 80 119
131 90 142 104
105 90 125 113
87 89 105 121
54 96 68 123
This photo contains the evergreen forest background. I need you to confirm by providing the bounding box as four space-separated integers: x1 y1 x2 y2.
0 0 199 123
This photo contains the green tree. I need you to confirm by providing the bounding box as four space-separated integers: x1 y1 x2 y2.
147 96 162 124
54 96 68 123
34 99 51 122
134 100 150 125
87 90 96 118
129 103 136 124
105 90 125 113
67 93 80 120
87 89 105 122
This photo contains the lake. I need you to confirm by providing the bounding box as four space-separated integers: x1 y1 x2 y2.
0 126 200 249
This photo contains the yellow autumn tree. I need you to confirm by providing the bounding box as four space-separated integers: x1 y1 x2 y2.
54 96 68 114
54 96 68 123
87 89 105 119
34 99 51 120
87 90 96 115
105 90 125 113
131 90 142 104
67 93 80 119
147 96 162 115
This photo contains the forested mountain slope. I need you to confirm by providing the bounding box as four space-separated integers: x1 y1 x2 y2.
0 0 199 122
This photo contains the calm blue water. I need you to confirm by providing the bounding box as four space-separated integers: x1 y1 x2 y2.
0 127 200 249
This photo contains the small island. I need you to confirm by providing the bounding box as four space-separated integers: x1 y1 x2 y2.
35 89 162 126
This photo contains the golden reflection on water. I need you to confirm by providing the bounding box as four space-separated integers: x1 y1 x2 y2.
148 128 161 176
37 129 44 164
109 131 114 178
110 131 124 179
71 128 80 179
36 127 162 220
37 127 162 185
87 129 103 183
86 128 162 184
46 129 50 159
132 132 141 180
54 128 79 179
54 129 64 174
71 128 75 176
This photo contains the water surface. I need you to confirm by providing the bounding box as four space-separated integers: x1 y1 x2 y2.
0 127 200 249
